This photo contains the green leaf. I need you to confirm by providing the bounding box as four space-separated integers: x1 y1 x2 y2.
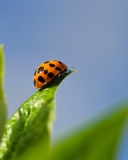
0 69 73 160
0 45 7 142
46 103 128 160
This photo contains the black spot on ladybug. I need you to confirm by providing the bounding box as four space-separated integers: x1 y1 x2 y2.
47 72 54 78
34 79 36 86
58 61 62 64
38 67 44 73
44 70 48 75
55 67 62 71
44 61 49 64
38 76 45 83
49 63 55 67
34 70 36 75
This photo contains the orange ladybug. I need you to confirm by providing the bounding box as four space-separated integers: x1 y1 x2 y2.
33 60 67 89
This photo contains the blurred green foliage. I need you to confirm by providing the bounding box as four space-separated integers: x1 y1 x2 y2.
46 104 128 160
0 45 6 143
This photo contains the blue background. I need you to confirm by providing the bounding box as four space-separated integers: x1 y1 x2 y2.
0 0 128 159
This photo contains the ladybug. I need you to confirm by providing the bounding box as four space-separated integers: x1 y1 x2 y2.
33 60 67 89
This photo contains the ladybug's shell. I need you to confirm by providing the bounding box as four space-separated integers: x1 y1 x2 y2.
33 60 67 89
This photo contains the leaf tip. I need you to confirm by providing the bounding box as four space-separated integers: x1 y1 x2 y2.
0 44 4 49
